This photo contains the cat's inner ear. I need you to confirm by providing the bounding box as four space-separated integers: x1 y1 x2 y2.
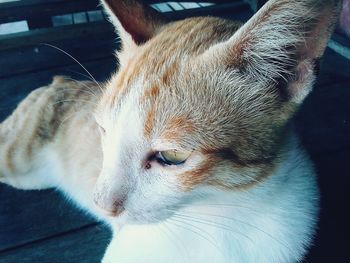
101 0 168 46
204 0 341 103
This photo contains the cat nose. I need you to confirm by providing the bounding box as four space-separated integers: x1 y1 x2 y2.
93 193 125 217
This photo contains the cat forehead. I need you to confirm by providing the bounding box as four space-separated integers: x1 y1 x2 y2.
101 17 243 128
116 17 241 79
107 18 242 104
146 17 241 56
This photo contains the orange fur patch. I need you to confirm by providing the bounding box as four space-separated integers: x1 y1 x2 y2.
162 116 195 141
208 163 276 191
203 147 275 168
178 146 278 191
5 143 16 173
178 157 217 190
143 85 160 138
111 59 135 104
142 85 160 101
161 61 179 86
144 106 156 138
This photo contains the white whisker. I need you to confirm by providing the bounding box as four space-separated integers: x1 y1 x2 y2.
177 209 292 252
40 43 104 92
159 223 189 263
62 77 101 98
168 216 224 256
171 211 255 245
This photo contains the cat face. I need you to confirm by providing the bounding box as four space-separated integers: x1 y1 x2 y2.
93 0 340 224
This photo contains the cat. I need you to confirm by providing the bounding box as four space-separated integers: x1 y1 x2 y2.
0 0 342 262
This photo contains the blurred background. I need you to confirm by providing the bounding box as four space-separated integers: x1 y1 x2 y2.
0 1 349 262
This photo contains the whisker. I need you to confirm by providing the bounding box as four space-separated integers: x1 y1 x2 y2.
40 43 104 92
158 223 189 263
57 109 91 129
177 209 292 252
51 98 99 107
65 71 105 94
168 217 224 256
177 203 264 215
53 86 99 101
171 211 255 245
62 77 101 98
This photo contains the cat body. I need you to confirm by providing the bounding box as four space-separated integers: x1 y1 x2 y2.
0 0 341 262
0 78 103 215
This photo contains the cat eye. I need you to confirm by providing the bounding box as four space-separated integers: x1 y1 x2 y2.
156 150 191 166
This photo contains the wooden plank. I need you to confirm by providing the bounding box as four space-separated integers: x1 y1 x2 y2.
0 28 117 78
166 2 253 22
0 56 116 121
0 185 97 251
0 224 111 263
0 21 114 51
0 0 100 24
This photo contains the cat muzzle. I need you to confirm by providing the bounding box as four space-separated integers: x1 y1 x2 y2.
93 194 126 217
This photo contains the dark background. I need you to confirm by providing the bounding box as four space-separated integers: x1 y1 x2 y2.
0 1 349 262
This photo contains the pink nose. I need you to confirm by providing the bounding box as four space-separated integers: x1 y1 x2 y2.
93 194 125 217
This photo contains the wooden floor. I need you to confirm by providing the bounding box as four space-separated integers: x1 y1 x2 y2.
0 4 350 263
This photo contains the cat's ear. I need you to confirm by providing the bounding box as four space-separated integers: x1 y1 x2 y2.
101 0 168 47
204 0 341 103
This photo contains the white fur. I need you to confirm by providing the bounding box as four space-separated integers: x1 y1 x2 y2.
0 146 60 190
101 135 319 263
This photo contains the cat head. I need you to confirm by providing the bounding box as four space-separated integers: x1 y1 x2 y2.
94 0 340 224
